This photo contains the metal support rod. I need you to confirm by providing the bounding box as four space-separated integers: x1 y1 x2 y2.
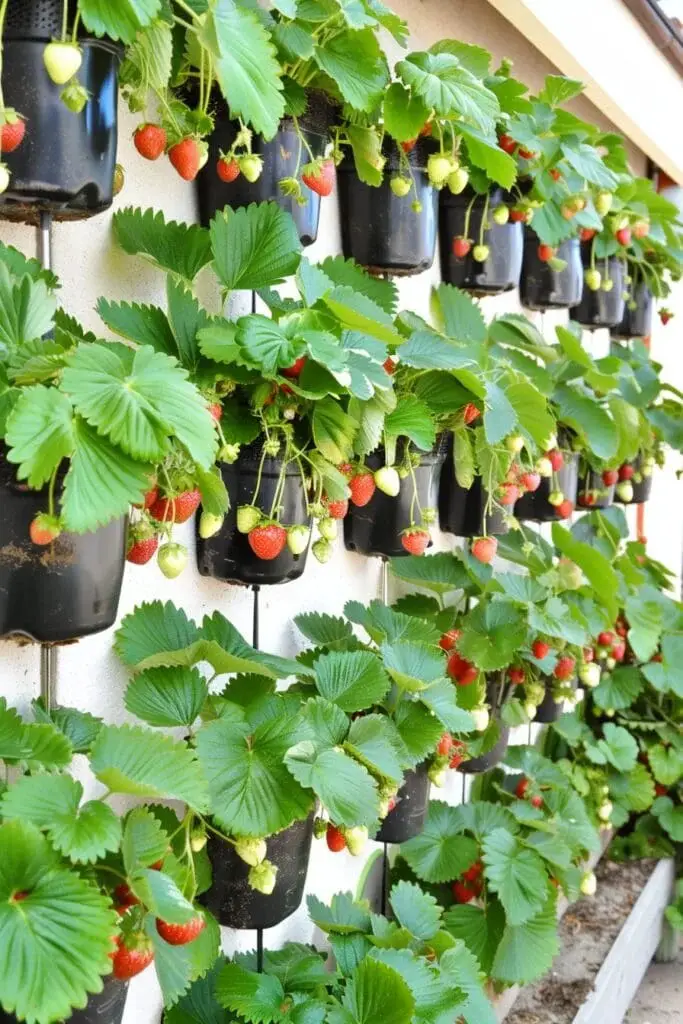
256 927 264 973
38 211 53 270
252 585 260 649
380 558 389 606
461 772 467 805
381 842 389 917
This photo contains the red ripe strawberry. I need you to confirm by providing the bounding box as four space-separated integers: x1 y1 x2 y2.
401 529 430 555
471 536 497 564
612 639 626 662
139 486 158 510
156 915 205 946
29 515 60 545
579 492 596 507
615 226 632 246
326 499 349 519
449 740 467 769
580 228 596 242
557 500 573 519
401 139 417 153
217 156 240 182
248 524 287 561
659 309 673 325
169 138 201 181
463 402 480 424
508 666 525 685
655 784 668 797
515 778 529 799
437 733 453 756
651 652 663 663
532 639 550 660
499 483 519 506
602 469 619 486
462 860 483 882
521 472 541 493
554 655 575 681
208 402 222 421
149 490 201 525
537 244 555 262
439 628 461 652
597 631 614 647
326 823 346 852
134 123 167 161
452 236 471 258
549 168 562 181
447 653 478 686
349 472 376 507
111 937 154 981
452 880 477 904
531 794 543 808
618 463 634 481
126 534 159 565
302 159 335 197
1 119 25 153
510 208 527 222
498 133 516 154
547 449 564 471
383 357 396 374
518 146 535 159
282 356 307 379
113 883 139 908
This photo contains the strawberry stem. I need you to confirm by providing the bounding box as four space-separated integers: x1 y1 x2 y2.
478 191 490 248
61 0 69 43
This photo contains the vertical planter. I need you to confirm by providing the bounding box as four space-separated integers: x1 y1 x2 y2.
0 456 127 643
577 464 615 510
200 815 314 930
374 764 431 844
344 441 447 559
336 139 438 276
460 680 510 774
615 456 654 505
439 186 523 295
1 0 121 223
438 446 508 538
519 232 583 310
195 93 332 247
571 253 626 329
0 978 128 1024
514 452 579 522
196 441 312 587
611 279 653 339
534 686 567 724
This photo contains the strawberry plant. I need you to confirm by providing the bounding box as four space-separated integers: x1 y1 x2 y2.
0 697 219 1022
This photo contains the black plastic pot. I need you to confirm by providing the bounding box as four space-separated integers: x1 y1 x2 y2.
337 139 438 276
611 280 653 339
0 456 127 643
0 978 128 1024
1 0 120 223
520 232 583 310
196 441 312 587
195 93 332 247
514 452 579 522
439 187 523 295
344 441 447 559
201 815 314 930
571 253 626 329
439 451 509 539
374 764 431 844
534 688 564 724
615 456 654 505
460 724 510 774
576 465 614 510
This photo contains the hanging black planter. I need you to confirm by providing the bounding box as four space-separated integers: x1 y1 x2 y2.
0 978 128 1024
201 815 314 930
611 279 653 339
0 0 121 223
576 464 615 510
374 764 431 844
614 456 654 505
534 687 565 724
439 186 523 295
344 441 447 559
460 723 510 774
514 453 579 522
571 253 626 329
0 455 127 644
519 232 583 310
196 441 312 587
195 93 332 247
336 139 438 276
439 447 509 538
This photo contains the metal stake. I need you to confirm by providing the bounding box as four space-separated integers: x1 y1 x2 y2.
381 842 389 917
256 927 264 973
37 211 58 711
380 558 389 606
252 585 260 649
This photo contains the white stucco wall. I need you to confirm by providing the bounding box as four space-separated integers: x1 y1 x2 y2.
0 3 681 1021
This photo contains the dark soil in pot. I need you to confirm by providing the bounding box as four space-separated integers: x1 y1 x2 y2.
374 763 431 844
439 186 523 295
611 279 653 339
196 440 312 587
514 453 579 522
614 456 654 505
576 466 614 510
344 440 447 559
0 0 121 223
571 253 626 329
195 92 333 247
520 232 583 310
0 455 126 644
200 814 314 930
337 138 438 276
439 446 509 538
0 977 128 1024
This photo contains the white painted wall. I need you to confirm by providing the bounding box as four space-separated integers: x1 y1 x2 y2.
0 3 681 1021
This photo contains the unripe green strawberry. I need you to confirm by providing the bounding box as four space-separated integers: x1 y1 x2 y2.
411 199 423 213
199 512 223 539
579 662 600 688
580 870 596 896
421 506 437 524
61 81 88 113
584 268 602 291
344 826 368 856
318 517 338 542
473 244 490 262
548 490 564 506
471 707 490 732
557 557 583 589
390 176 411 197
447 167 469 194
616 481 633 502
287 525 310 555
602 278 614 292
237 505 261 534
235 837 267 866
249 859 277 894
505 434 524 454
157 542 188 579
219 442 241 463
312 539 332 563
427 153 452 186
492 205 510 225
595 190 613 216
597 800 613 821
536 456 553 477
374 465 401 497
239 154 263 183
190 829 207 853
523 701 537 719
428 765 446 787
43 41 82 84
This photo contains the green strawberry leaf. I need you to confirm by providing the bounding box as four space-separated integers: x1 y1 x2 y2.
115 601 200 669
381 642 447 693
647 744 683 787
285 741 379 828
210 203 301 291
393 700 444 766
369 947 465 1024
344 714 407 782
0 700 72 767
5 385 74 488
484 380 517 445
553 383 618 462
398 330 479 371
0 262 57 350
432 284 487 345
491 894 560 985
390 881 442 940
401 801 481 883
318 257 397 315
458 123 517 189
96 298 177 356
314 28 389 112
439 941 498 1024
592 666 643 711
383 82 431 142
551 524 619 621
585 723 638 771
419 680 475 733
384 396 436 450
122 807 172 876
458 600 528 671
307 891 372 935
481 828 548 926
321 287 403 346
216 961 285 1022
295 612 355 650
329 958 415 1024
390 552 471 595
235 315 297 375
312 398 357 463
78 0 161 43
113 207 212 281
397 52 499 133
31 702 103 754
652 798 683 841
443 902 506 979
608 764 655 813
125 666 209 728
130 867 196 924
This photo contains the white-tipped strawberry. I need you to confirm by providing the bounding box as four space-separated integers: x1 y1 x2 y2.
43 41 82 85
374 466 400 497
